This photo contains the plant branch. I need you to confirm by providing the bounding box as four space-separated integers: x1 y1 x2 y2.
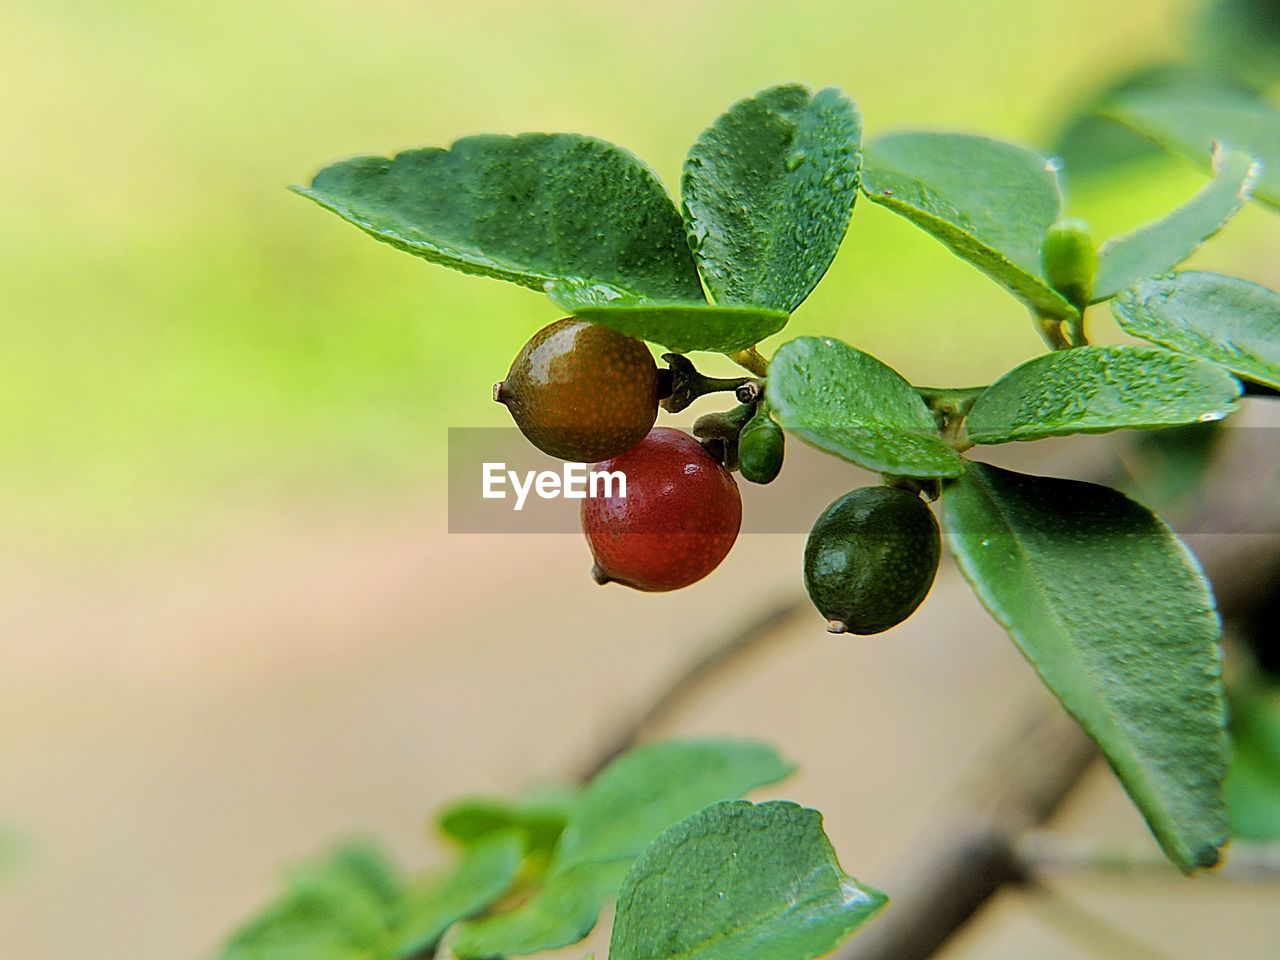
834 693 1098 960
1017 832 1280 882
661 353 752 413
1022 879 1174 960
727 346 770 378
1034 313 1073 351
577 597 809 783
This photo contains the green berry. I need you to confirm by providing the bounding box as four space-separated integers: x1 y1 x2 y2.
1041 218 1097 309
803 486 941 635
737 405 784 484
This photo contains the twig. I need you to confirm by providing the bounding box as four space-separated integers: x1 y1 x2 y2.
1018 832 1280 882
1022 878 1174 960
835 694 1098 960
577 597 809 783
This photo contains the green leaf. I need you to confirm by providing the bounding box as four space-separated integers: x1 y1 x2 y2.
452 860 629 958
221 843 402 960
547 280 788 353
861 133 1076 319
767 337 965 478
942 463 1228 872
610 801 886 960
1112 272 1280 389
1105 91 1280 208
1091 151 1260 302
1226 684 1280 842
390 830 523 957
554 740 792 872
453 740 792 957
682 84 862 313
438 785 577 861
1117 422 1226 511
964 345 1240 444
295 134 704 301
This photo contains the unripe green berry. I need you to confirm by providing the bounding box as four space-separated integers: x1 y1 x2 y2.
803 486 940 635
1041 218 1097 309
737 405 784 484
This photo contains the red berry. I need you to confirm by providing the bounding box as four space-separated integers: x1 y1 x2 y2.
582 427 742 592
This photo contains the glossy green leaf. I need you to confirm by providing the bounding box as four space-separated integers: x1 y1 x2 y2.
682 84 862 313
1112 272 1280 389
1092 151 1260 301
220 843 401 960
390 830 523 957
943 463 1228 872
611 801 885 960
546 280 788 353
453 860 629 958
554 740 792 872
295 134 704 300
767 337 965 478
861 133 1076 319
453 740 792 957
964 345 1240 444
438 785 577 860
1106 92 1280 208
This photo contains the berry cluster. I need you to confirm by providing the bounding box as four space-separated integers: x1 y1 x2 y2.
496 318 940 631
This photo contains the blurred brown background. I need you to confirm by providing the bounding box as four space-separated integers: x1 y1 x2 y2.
2 0 1278 957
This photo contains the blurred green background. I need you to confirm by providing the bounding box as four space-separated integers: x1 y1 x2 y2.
4 0 1278 549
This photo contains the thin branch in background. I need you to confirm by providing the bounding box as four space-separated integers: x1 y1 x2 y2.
577 596 809 783
835 695 1099 960
1022 878 1175 960
1019 832 1280 882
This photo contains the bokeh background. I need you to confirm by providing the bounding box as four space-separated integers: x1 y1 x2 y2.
2 0 1278 957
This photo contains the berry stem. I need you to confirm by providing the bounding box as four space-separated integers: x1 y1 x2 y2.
727 346 770 378
1034 313 1073 351
660 354 752 413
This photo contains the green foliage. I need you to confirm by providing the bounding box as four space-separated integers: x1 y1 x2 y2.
220 843 402 960
682 85 862 313
545 283 789 353
1105 90 1280 208
943 463 1228 873
767 337 965 477
390 831 523 956
296 134 703 302
1091 151 1260 302
861 132 1076 319
1118 422 1227 510
964 345 1241 444
610 801 886 960
1225 683 1280 842
437 785 577 860
454 739 792 956
555 740 791 870
289 79 1271 896
452 860 629 958
1113 272 1280 389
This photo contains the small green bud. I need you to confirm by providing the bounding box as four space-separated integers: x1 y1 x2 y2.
737 405 785 484
1041 218 1097 310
